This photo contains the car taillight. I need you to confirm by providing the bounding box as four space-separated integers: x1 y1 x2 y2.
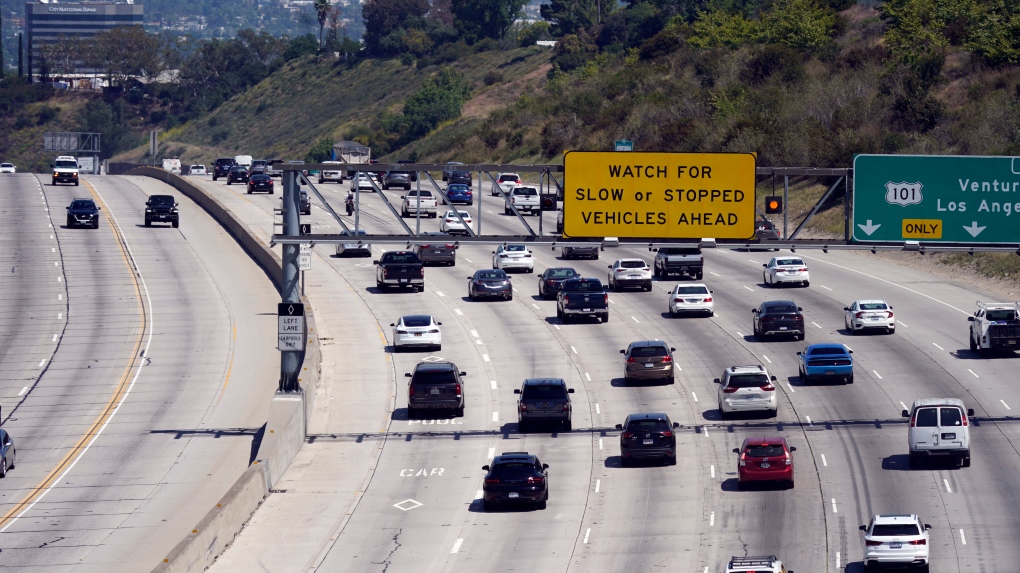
739 454 746 467
527 476 543 484
661 355 673 363
674 298 683 302
622 431 633 440
760 383 775 391
419 268 424 277
616 268 625 273
485 478 500 484
420 244 431 249
383 269 389 278
603 293 609 305
547 280 557 285
524 254 532 258
475 281 485 286
856 312 863 318
445 244 455 248
563 295 570 304
500 254 508 258
660 431 672 438
428 329 439 333
723 386 738 393
800 267 808 272
704 297 712 302
455 383 462 397
785 454 792 466
910 415 916 427
865 540 882 546
519 402 528 411
909 539 926 545
626 357 636 363
962 413 968 426
408 385 414 397
396 329 408 334
887 311 894 318
562 403 570 411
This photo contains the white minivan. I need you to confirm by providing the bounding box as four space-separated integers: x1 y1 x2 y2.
902 398 974 468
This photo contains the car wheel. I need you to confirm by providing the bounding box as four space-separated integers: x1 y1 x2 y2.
645 283 652 292
667 375 675 385
93 222 99 229
769 409 778 418
736 480 744 490
803 280 810 287
695 272 703 280
847 374 854 384
601 312 609 323
796 332 805 341
527 267 533 273
763 272 769 286
963 456 971 468
8 449 13 469
969 334 977 351
556 307 563 319
787 479 795 489
172 220 179 228
668 456 677 466
518 420 528 433
563 420 572 432
0 457 6 478
376 281 383 289
908 454 919 469
621 457 631 468
753 323 760 337
74 181 79 186
506 293 513 301
537 492 548 510
483 500 493 511
144 218 151 227
67 216 74 228
718 404 727 419
455 407 464 417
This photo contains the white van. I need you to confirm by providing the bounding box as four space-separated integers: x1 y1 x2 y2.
902 398 974 468
162 158 181 173
235 155 253 168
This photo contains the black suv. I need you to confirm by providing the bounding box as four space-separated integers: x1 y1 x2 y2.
752 300 805 340
227 165 250 185
66 198 100 229
617 413 680 466
449 169 472 186
144 194 179 227
481 452 549 511
406 361 466 418
515 378 574 432
397 159 418 181
212 158 235 181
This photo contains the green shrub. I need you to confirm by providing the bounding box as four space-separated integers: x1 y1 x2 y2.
687 10 757 49
306 136 335 162
483 70 505 86
37 105 60 125
740 45 805 85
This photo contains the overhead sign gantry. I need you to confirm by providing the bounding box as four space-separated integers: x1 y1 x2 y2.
562 151 757 239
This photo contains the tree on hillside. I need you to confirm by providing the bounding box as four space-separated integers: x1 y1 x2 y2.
314 0 331 51
87 27 164 86
362 0 431 55
453 0 528 41
540 0 617 36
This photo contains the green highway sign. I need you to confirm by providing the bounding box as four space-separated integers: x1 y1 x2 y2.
615 140 633 152
853 154 1020 243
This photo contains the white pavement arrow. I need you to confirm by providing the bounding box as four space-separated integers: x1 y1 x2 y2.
963 221 986 237
857 220 881 236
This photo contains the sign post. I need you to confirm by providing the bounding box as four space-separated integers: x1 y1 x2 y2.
853 155 1020 243
563 151 756 239
278 303 306 352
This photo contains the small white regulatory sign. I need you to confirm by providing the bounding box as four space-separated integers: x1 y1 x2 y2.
299 252 312 271
277 303 306 351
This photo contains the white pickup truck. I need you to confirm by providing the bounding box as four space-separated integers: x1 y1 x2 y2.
505 185 541 216
969 301 1020 356
401 190 437 218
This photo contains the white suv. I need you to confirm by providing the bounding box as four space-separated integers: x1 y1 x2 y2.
608 259 652 291
716 365 778 418
668 283 713 316
763 256 810 287
725 555 792 573
860 514 931 571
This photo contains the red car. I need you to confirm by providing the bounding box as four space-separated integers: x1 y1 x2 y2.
733 436 796 489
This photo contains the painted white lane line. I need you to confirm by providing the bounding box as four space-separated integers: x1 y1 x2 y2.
492 412 498 422
475 340 483 345
450 538 464 553
18 387 28 397
820 285 832 291
806 416 813 426
710 465 715 478
899 321 908 327
631 316 639 323
743 285 754 291
436 291 445 297
570 346 577 354
762 355 772 364
943 478 952 493
532 303 540 309
482 354 490 362
585 372 591 381
900 401 908 411
487 447 495 458
836 552 841 569
960 529 967 545
932 342 945 351
736 331 744 337
691 392 698 402
51 247 55 253
583 528 591 544
1001 399 1011 410
52 334 58 342
747 259 757 263
702 426 709 437
710 271 720 277
490 380 497 390
598 439 603 450
607 299 616 305
58 294 62 300
709 512 715 526
54 261 59 267
38 359 46 368
811 321 822 328
595 479 601 493
968 369 979 378
873 370 883 380
831 498 838 513
58 312 62 320
821 454 828 467
454 308 463 316
470 330 479 338
57 276 62 282
475 489 483 500
786 383 795 393
554 324 560 330
595 404 600 414
464 258 473 263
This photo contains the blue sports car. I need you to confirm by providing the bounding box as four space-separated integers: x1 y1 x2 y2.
446 183 473 205
797 343 854 384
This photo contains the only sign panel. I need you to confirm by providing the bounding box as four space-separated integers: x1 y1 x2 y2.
563 151 756 239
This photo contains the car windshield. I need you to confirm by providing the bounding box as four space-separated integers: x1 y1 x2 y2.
859 302 888 310
728 374 769 388
476 271 507 280
809 347 845 355
383 253 419 263
567 279 602 291
413 371 457 385
149 196 174 205
986 309 1018 321
70 200 94 210
745 444 785 457
55 160 77 168
872 524 921 537
514 187 537 195
522 384 567 399
631 346 667 358
765 305 798 314
776 259 804 266
506 245 526 252
402 316 432 327
2 163 14 168
676 286 709 294
548 269 578 278
627 419 670 431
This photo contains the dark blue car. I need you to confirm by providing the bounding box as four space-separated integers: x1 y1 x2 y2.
797 343 854 384
446 183 473 205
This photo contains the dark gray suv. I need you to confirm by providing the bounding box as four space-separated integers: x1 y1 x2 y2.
413 232 457 266
515 378 574 432
406 361 466 418
617 413 680 466
383 171 411 190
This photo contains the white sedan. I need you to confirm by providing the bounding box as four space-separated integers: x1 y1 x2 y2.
188 164 207 175
492 244 534 272
763 256 810 287
390 315 442 351
844 299 895 335
439 210 473 235
0 163 16 173
349 172 380 192
669 283 714 316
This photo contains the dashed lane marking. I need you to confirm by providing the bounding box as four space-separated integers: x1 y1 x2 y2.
487 447 495 458
454 309 463 316
492 412 498 422
436 291 445 297
38 359 46 368
482 354 490 362
736 331 744 337
1002 399 1011 410
58 312 62 320
932 342 945 351
900 401 909 412
960 529 967 545
836 552 841 569
51 334 57 342
475 490 483 500
944 478 952 493
968 369 979 378
786 383 795 393
692 392 698 402
571 346 577 354
583 528 591 544
821 454 827 467
709 512 715 526
585 373 591 381
450 538 464 554
532 304 540 309
631 316 639 323
831 498 838 513
806 416 813 426
595 479 600 493
595 404 600 414
18 387 28 397
743 285 754 291
598 439 603 450
702 426 709 437
475 340 482 345
710 465 715 478
470 330 479 338
762 355 772 364
811 321 822 328
820 285 832 290
709 272 720 277
490 380 497 390
900 321 908 327
873 370 883 380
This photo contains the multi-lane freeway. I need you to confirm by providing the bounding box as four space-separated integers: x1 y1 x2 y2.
4 169 1020 573
0 173 278 571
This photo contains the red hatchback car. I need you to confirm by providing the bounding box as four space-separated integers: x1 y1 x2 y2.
733 436 796 489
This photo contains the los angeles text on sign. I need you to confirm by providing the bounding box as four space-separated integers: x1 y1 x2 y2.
563 151 756 239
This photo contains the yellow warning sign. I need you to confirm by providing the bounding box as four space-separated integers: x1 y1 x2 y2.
901 219 943 239
563 151 756 239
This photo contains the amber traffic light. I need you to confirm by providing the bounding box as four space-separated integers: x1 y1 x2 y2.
765 196 783 214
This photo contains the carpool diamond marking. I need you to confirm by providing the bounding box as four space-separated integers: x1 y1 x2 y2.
394 499 424 511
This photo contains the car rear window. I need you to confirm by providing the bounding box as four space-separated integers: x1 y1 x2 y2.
403 316 431 327
872 524 920 536
506 245 527 252
492 462 535 473
412 371 457 385
383 253 419 264
522 384 567 399
549 269 578 278
408 191 433 197
765 305 798 314
745 444 785 457
499 174 518 181
940 407 963 426
631 346 667 358
675 286 709 294
986 310 1017 321
620 260 647 268
659 248 700 255
566 279 602 291
448 184 469 191
728 374 769 388
627 419 670 431
859 302 888 310
809 347 845 355
776 259 804 266
477 271 507 280
513 187 538 195
914 407 938 427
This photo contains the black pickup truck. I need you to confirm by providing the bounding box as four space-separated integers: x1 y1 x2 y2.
374 251 425 292
556 278 609 323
